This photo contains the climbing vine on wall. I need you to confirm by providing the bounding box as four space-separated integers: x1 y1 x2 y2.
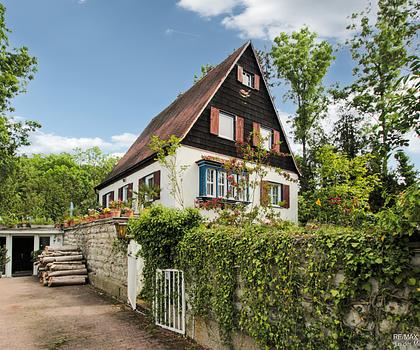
178 223 419 349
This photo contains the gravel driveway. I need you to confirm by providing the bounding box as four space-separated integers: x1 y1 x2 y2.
0 277 201 350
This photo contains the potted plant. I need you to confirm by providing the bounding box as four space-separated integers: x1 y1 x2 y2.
121 207 134 218
109 200 123 217
103 207 112 218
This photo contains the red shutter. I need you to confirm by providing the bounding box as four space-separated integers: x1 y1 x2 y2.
282 184 290 208
273 130 280 153
127 183 133 199
139 177 145 189
236 116 244 143
260 181 269 206
254 74 260 90
153 171 161 199
210 107 219 135
252 122 261 146
237 65 243 83
118 187 123 201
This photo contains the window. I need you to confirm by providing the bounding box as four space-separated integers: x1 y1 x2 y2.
121 185 129 202
269 183 283 206
242 70 254 88
39 237 50 250
144 174 155 202
198 160 249 202
103 191 114 208
260 127 273 151
219 112 234 140
206 168 216 197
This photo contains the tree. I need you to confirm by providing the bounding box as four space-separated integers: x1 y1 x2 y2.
394 150 418 188
347 0 419 180
0 4 37 114
270 27 334 190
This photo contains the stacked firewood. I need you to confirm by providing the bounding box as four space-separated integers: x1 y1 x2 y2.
36 245 88 287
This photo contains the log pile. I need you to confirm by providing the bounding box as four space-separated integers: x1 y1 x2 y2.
36 245 88 287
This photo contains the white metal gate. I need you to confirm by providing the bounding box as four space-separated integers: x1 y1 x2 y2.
154 269 185 334
127 240 140 310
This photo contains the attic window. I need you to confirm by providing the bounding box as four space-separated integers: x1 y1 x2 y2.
218 112 234 141
260 127 273 151
242 71 254 88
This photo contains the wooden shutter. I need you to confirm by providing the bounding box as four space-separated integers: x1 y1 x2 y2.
236 116 244 142
252 122 261 146
260 180 269 206
153 170 161 199
210 107 219 135
282 184 290 208
127 183 133 199
254 74 260 90
237 65 243 83
109 191 114 201
139 177 145 189
273 130 280 153
118 187 123 201
102 194 107 207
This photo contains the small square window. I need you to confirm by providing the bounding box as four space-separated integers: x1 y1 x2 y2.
242 71 254 88
219 112 234 141
260 127 273 151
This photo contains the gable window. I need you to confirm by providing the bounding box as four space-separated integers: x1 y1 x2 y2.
198 160 249 202
260 127 273 151
242 70 254 88
219 112 234 141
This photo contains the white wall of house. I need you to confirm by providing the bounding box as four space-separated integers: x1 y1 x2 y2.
98 145 299 222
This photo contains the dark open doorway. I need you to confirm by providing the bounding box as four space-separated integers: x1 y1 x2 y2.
12 236 34 276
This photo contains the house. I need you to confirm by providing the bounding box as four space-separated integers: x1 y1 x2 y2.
96 41 300 222
0 225 63 277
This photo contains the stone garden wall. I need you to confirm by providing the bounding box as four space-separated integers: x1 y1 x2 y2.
63 218 129 301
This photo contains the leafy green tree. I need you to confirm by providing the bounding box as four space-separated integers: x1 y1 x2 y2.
394 150 418 188
299 145 380 225
0 4 37 114
270 27 334 190
347 0 419 180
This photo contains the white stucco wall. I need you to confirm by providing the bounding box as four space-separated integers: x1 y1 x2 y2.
98 145 299 222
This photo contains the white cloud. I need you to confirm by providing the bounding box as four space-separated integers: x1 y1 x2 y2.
178 0 375 40
406 132 420 155
20 131 137 155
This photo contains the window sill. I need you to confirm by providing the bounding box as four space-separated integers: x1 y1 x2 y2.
197 196 251 205
217 134 235 142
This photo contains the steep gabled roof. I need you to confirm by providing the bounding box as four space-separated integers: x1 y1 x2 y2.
97 41 299 190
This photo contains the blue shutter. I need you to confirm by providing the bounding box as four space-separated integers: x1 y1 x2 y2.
199 165 206 197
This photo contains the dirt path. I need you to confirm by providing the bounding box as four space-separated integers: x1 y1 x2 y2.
0 277 201 350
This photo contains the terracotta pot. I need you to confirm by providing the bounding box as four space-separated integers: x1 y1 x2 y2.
110 209 121 217
122 210 134 218
99 214 105 219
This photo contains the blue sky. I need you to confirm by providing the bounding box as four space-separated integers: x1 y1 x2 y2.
3 0 419 167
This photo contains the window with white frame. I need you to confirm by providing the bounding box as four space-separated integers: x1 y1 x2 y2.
219 112 234 140
144 174 155 201
218 171 226 198
242 71 254 88
121 185 129 202
260 127 273 151
206 168 216 197
104 192 113 208
269 183 283 206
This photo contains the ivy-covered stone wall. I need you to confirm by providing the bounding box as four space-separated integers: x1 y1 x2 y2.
177 225 420 350
64 218 129 301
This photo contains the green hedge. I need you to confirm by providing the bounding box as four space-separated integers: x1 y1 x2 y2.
177 223 419 349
